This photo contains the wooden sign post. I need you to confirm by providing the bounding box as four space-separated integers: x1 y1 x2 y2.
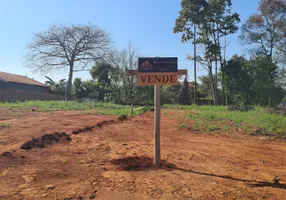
154 85 161 165
128 57 187 166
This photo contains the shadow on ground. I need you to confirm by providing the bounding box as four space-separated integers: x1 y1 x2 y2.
111 156 286 190
173 166 286 190
111 156 175 171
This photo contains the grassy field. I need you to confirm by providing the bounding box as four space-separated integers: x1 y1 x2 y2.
0 101 149 116
1 101 286 138
165 105 286 138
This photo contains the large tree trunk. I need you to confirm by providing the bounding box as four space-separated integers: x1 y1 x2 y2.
210 75 216 105
222 35 227 106
208 63 216 105
65 63 74 101
269 73 271 107
215 59 218 104
194 25 197 105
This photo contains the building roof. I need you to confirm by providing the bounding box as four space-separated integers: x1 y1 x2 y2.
0 71 47 87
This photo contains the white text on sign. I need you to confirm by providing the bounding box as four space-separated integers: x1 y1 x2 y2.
138 73 178 86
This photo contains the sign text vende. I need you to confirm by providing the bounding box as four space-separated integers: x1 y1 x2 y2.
138 73 178 86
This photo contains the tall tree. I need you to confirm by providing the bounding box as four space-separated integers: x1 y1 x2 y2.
108 43 139 105
174 0 240 105
240 0 286 106
174 0 207 105
248 56 284 106
222 55 253 104
25 24 111 100
90 62 113 101
179 77 191 105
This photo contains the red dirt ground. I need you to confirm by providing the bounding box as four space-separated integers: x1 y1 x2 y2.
0 109 285 200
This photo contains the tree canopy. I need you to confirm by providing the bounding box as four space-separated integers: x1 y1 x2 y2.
25 24 111 100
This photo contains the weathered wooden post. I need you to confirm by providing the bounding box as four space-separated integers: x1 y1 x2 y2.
128 57 187 166
154 85 161 166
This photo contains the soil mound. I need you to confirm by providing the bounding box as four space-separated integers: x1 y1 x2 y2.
20 132 71 150
72 118 128 134
227 105 255 112
1 151 13 157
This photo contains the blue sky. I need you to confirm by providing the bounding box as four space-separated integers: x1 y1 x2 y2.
0 0 260 83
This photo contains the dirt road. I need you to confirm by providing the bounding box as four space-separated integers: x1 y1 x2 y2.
0 109 285 199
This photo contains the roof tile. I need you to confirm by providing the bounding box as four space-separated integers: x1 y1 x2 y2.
0 71 46 87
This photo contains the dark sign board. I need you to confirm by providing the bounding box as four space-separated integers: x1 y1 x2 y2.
138 57 178 73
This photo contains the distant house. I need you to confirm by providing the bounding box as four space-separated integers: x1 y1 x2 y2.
0 71 63 101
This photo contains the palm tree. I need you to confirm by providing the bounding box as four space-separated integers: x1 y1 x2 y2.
45 76 66 95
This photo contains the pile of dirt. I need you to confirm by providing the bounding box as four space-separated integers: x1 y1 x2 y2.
111 156 175 171
99 120 116 126
72 117 128 135
20 132 71 150
72 126 93 135
1 151 13 157
227 105 255 112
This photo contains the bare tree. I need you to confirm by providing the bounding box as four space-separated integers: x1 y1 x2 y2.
25 24 111 100
108 42 139 104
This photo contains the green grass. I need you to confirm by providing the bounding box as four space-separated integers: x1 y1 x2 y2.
206 124 220 132
0 123 10 128
178 123 188 129
0 101 149 116
164 105 286 137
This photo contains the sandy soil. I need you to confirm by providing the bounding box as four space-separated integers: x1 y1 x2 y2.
0 109 285 200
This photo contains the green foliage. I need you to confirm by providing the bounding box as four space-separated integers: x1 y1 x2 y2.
0 123 10 128
179 123 188 129
90 62 113 101
240 0 286 106
174 0 240 105
73 78 99 100
198 75 214 99
240 0 286 59
206 124 220 132
179 78 191 105
174 0 208 42
222 125 230 131
193 121 203 131
161 84 182 104
222 55 253 104
0 101 148 116
45 76 66 95
273 175 280 184
247 56 284 106
71 43 154 105
222 55 285 106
